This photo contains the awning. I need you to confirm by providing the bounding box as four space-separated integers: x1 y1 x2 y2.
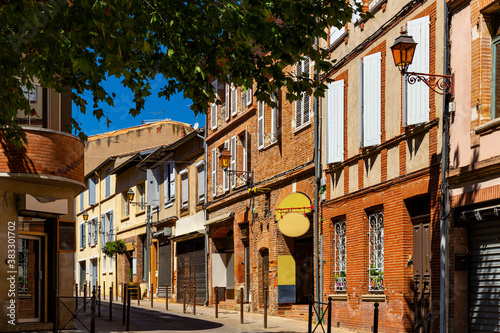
204 212 234 226
169 229 205 242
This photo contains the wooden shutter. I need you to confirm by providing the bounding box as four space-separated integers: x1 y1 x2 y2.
327 80 345 164
296 62 303 128
80 192 84 212
225 83 230 121
181 172 188 207
231 84 237 115
88 222 91 246
363 52 382 147
164 163 169 204
211 80 218 129
170 163 176 200
147 168 160 207
330 26 346 46
89 178 96 206
105 170 111 198
302 58 311 125
243 128 248 173
406 16 430 126
109 211 114 242
223 141 229 191
271 92 279 141
212 149 217 197
231 136 237 188
246 86 252 106
198 164 205 202
81 224 85 249
101 214 106 249
258 101 265 149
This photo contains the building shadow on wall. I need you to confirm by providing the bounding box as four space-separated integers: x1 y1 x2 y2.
0 132 37 173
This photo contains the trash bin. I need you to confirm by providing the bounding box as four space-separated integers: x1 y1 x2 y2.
128 282 139 300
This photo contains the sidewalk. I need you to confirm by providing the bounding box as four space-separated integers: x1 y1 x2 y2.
64 296 357 333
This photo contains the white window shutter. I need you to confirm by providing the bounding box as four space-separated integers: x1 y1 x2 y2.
181 173 188 207
198 164 205 202
258 101 265 148
163 163 169 204
170 163 175 199
243 129 248 173
246 87 252 106
29 85 37 103
296 62 303 128
363 52 382 147
147 168 160 207
231 136 237 188
330 26 346 46
271 92 279 141
212 149 217 196
211 80 218 129
302 58 311 125
327 80 345 164
101 214 106 249
225 83 230 121
223 141 229 191
407 16 430 126
231 84 237 115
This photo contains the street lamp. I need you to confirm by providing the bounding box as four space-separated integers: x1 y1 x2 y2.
219 149 253 184
391 30 454 95
83 211 89 221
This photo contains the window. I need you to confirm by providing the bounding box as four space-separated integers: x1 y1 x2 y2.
245 85 253 107
124 192 130 217
368 211 384 291
295 57 311 129
211 80 218 129
105 168 111 198
326 80 345 164
271 91 279 143
80 223 86 249
88 177 96 206
405 16 430 126
89 218 98 246
181 169 189 208
80 192 84 212
258 101 265 149
102 254 107 274
231 136 237 188
132 257 137 276
212 149 217 197
147 167 160 209
22 84 38 103
231 84 238 116
197 161 205 203
360 52 381 147
329 25 346 47
136 183 145 212
163 162 175 205
222 141 229 192
334 220 347 291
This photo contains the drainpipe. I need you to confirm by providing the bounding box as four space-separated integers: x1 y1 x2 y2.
196 128 209 306
440 1 451 332
313 35 322 315
95 171 101 288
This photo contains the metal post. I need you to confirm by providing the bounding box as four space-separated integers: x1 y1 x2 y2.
264 287 268 328
103 281 106 300
151 283 154 308
308 294 313 333
91 288 96 333
138 285 141 306
126 287 131 331
240 287 244 324
193 285 196 315
166 284 169 310
109 287 113 321
183 285 186 313
122 284 127 326
53 290 58 333
215 286 218 318
98 285 101 317
327 297 332 333
75 284 79 313
373 302 379 333
83 283 87 312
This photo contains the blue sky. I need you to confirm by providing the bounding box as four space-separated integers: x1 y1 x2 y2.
73 75 205 137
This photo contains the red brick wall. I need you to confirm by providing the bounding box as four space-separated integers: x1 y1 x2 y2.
0 128 84 183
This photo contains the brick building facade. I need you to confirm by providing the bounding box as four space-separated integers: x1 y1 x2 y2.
320 0 446 331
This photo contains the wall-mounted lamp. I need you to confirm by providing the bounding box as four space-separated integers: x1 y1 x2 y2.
83 211 89 221
219 149 253 185
391 30 454 95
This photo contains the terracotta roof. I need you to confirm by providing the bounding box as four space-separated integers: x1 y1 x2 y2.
87 119 192 141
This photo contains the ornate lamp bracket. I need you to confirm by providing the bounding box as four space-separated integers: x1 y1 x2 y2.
403 71 454 96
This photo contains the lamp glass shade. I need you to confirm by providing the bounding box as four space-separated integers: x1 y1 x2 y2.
83 212 89 221
390 33 417 73
127 188 135 201
219 149 231 168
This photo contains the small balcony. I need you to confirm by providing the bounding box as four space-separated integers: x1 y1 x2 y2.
0 127 84 190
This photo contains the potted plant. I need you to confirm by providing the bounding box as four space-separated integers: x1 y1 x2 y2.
102 240 126 257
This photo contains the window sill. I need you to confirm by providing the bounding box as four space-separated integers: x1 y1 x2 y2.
260 138 279 151
327 294 348 301
121 216 130 223
135 210 145 217
355 0 388 26
293 121 311 134
164 201 174 209
361 294 386 302
475 117 500 135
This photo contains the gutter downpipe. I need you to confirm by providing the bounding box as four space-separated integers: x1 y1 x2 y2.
197 128 210 306
313 35 322 319
440 1 450 332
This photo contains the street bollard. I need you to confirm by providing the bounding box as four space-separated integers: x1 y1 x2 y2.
193 285 196 315
426 312 432 333
151 283 154 308
83 283 87 312
109 287 113 321
166 284 169 310
327 297 332 333
103 281 106 300
126 287 131 331
122 284 127 326
98 286 101 317
240 287 244 324
215 286 219 318
113 281 116 301
308 294 313 333
138 285 141 306
75 284 79 313
183 285 186 313
91 289 96 333
373 302 379 333
53 290 58 333
264 287 268 328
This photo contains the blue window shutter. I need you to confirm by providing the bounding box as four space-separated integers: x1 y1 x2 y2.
101 214 105 249
80 193 84 212
105 169 111 198
407 16 430 125
89 178 96 206
109 211 114 242
164 164 169 204
363 52 382 147
327 80 345 164
88 222 91 246
81 224 85 248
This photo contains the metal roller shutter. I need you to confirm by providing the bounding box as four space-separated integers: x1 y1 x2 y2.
469 220 500 332
176 237 206 304
158 241 171 298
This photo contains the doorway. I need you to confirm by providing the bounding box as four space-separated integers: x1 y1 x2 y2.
18 235 43 322
90 258 98 289
79 261 86 293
